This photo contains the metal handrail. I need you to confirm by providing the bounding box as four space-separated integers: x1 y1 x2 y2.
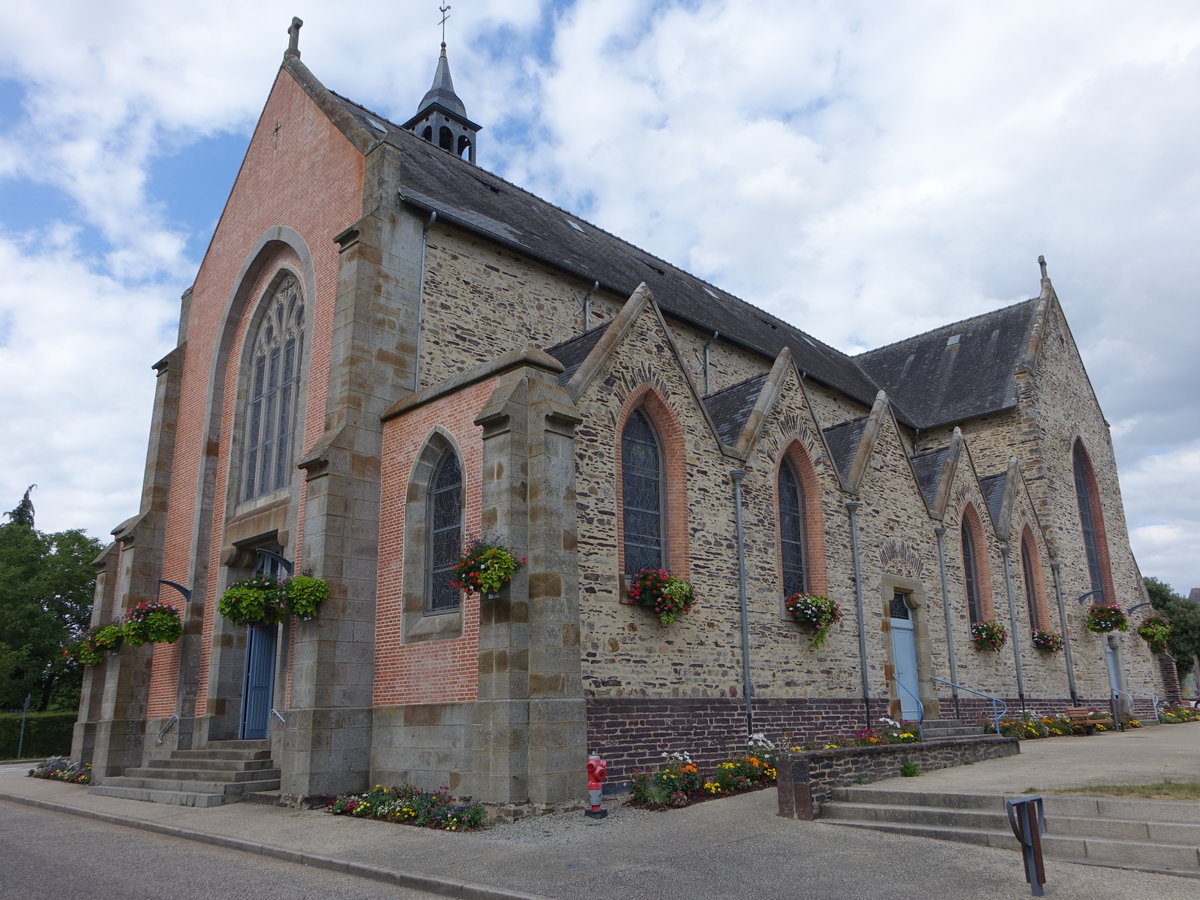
270 708 287 725
155 714 179 745
931 676 1008 735
890 675 925 739
1113 687 1162 720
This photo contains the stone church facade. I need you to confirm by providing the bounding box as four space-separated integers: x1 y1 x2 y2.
73 29 1166 814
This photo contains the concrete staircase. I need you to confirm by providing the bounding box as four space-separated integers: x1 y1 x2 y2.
89 740 280 808
821 785 1200 878
920 718 986 740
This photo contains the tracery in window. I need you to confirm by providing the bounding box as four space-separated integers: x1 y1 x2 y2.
242 274 304 502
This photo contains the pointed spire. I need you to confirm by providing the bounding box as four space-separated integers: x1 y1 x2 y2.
403 37 481 164
418 43 468 118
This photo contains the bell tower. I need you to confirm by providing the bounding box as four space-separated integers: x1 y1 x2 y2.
403 40 481 164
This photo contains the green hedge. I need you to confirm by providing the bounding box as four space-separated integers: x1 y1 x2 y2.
0 711 76 759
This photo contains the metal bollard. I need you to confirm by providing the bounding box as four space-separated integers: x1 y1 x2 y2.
585 753 608 819
1006 796 1047 896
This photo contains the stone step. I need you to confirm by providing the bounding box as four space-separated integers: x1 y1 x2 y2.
169 748 273 762
922 726 986 739
88 784 229 808
205 739 270 750
245 789 283 806
125 765 282 784
143 756 276 772
98 774 281 796
823 787 1200 876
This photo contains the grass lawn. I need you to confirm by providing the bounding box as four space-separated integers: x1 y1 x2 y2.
1027 780 1200 801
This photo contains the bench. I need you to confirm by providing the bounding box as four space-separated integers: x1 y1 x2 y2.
1065 706 1115 734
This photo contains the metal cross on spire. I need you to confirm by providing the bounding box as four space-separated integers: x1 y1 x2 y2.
439 4 452 45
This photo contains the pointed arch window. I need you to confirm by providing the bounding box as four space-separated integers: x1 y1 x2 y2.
1021 531 1044 631
962 518 982 624
427 450 463 613
622 407 663 574
1073 441 1106 603
778 458 807 597
242 274 304 502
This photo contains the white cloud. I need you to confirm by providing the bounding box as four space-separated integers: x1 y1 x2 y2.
0 0 1197 603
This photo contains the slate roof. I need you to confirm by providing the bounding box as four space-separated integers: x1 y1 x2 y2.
328 91 884 410
823 418 868 484
703 374 769 447
910 446 951 512
855 300 1041 429
979 472 1007 531
545 324 610 386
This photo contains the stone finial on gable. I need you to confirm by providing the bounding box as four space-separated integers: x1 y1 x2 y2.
1037 254 1055 301
286 17 303 59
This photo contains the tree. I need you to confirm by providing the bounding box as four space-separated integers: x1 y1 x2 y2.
1144 576 1200 679
0 488 101 711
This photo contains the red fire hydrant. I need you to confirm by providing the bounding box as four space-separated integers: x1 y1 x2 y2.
585 753 608 819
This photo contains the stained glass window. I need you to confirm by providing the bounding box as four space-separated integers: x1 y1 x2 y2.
622 408 663 574
1073 442 1105 603
779 459 806 597
427 451 463 613
962 516 981 624
242 274 304 502
1021 533 1042 631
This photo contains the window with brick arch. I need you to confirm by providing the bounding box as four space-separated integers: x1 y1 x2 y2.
1073 440 1107 603
1021 531 1044 631
621 407 664 575
242 274 304 502
962 514 983 624
426 449 463 614
778 457 807 597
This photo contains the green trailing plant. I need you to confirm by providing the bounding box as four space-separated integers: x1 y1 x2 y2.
1084 603 1128 634
970 619 1007 651
628 569 695 625
900 762 921 777
785 593 842 648
451 541 524 596
1030 629 1064 653
63 622 124 666
1135 615 1172 654
218 574 286 627
284 574 330 620
122 600 183 646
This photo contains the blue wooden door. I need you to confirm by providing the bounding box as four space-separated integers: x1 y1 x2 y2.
240 624 276 740
890 594 920 720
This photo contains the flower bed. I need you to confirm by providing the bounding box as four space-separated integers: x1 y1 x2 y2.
628 737 778 809
28 757 91 784
1158 706 1200 724
326 783 485 831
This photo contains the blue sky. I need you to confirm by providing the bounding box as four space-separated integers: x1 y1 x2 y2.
0 1 1198 596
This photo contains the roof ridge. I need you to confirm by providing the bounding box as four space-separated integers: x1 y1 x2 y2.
704 371 769 401
327 90 860 371
854 296 1040 360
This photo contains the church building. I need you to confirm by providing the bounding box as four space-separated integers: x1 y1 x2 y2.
73 22 1169 815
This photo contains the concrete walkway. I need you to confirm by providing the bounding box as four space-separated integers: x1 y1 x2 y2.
1 725 1198 899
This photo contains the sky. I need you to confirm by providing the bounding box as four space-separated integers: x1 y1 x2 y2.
0 1 1197 597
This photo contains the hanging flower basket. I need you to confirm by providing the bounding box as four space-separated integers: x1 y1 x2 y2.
284 574 330 620
970 620 1007 652
64 622 125 666
1135 615 1172 654
784 594 842 648
1030 629 1064 653
1084 603 1128 634
628 569 695 626
219 574 287 627
451 540 524 596
122 600 183 646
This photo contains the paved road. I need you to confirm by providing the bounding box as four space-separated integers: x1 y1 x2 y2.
0 800 434 900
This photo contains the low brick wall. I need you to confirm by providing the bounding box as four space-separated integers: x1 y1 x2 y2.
777 735 1020 820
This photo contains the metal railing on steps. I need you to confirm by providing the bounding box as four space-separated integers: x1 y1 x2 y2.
931 677 1007 735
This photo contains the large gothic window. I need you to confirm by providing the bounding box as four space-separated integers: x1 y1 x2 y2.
1073 441 1106 603
962 516 982 624
242 274 304 502
622 407 663 574
427 450 463 614
778 458 807 597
